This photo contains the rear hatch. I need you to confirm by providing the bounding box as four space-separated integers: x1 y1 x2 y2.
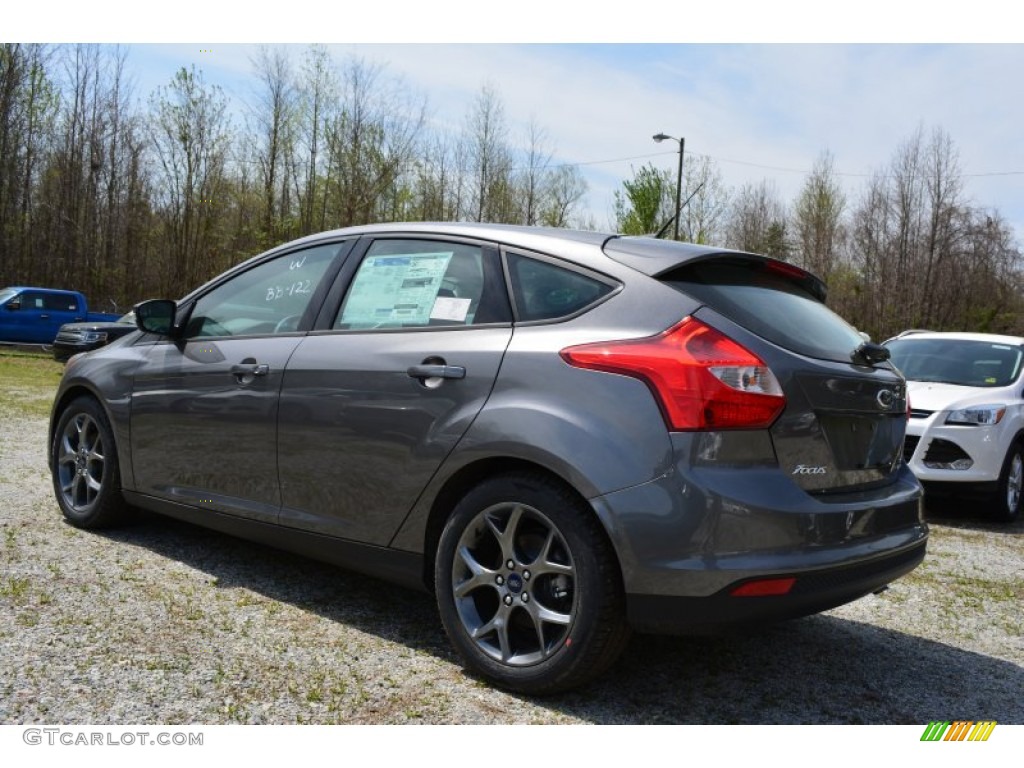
604 239 908 494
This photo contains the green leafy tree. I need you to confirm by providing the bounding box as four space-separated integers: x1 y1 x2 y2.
613 163 672 235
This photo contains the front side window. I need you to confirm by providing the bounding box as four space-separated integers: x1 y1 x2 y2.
886 338 1024 387
185 243 340 338
335 239 508 329
20 292 47 310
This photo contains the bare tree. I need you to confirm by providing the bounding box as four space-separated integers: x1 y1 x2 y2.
321 56 425 227
845 125 1023 339
148 65 232 290
295 45 338 234
0 44 57 285
679 154 729 245
792 150 845 283
725 179 788 257
463 84 514 223
248 45 298 245
539 164 588 228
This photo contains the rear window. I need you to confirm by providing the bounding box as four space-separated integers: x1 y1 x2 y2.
666 259 864 363
886 338 1024 387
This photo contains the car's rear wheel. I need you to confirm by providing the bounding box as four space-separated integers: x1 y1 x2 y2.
52 396 130 529
435 472 630 695
992 441 1023 523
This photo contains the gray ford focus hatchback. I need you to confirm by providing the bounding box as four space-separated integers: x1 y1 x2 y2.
49 223 926 694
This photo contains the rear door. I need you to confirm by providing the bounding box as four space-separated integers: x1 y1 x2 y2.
277 236 514 544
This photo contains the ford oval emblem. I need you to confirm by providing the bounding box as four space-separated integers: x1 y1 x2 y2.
876 388 895 409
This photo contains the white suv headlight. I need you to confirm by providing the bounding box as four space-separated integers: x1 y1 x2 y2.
945 405 1006 426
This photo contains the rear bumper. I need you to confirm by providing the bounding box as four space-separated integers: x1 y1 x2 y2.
589 432 927 634
625 539 926 634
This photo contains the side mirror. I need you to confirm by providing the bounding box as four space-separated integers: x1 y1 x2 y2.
5 299 20 311
135 299 178 337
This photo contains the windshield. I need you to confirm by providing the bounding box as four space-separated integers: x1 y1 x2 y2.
0 288 17 305
886 338 1024 387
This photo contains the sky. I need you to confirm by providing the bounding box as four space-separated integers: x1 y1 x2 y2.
9 2 1024 240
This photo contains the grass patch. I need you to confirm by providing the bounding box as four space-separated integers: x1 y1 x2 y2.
0 351 62 420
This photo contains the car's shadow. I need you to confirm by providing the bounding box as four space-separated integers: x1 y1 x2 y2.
924 497 1024 535
95 511 1024 724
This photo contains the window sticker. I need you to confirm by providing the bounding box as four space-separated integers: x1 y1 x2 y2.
430 296 472 322
342 252 453 326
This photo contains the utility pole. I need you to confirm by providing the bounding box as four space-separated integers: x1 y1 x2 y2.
653 133 684 240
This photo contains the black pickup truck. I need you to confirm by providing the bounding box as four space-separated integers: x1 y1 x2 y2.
52 312 138 362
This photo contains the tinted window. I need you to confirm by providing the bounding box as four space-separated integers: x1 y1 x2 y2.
667 260 864 363
20 292 47 310
335 240 508 329
44 293 80 311
886 338 1024 387
185 244 339 338
507 253 614 322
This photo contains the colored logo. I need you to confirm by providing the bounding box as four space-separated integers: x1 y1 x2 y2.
920 721 997 742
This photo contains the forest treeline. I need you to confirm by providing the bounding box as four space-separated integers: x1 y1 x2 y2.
1 43 1021 341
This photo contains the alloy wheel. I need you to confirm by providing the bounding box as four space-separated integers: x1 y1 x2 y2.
57 412 107 513
450 502 576 666
1007 451 1022 515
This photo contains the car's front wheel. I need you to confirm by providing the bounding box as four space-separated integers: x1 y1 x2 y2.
435 472 630 695
52 396 130 529
992 441 1023 524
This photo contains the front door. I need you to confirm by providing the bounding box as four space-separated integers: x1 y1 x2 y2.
129 242 346 523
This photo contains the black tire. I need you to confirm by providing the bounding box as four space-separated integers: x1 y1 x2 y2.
434 472 631 695
51 396 131 529
992 442 1023 524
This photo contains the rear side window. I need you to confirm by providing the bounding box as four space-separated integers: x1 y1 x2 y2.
666 260 864 363
335 239 511 330
507 253 615 322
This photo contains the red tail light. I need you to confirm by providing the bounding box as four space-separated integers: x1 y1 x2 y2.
560 317 786 431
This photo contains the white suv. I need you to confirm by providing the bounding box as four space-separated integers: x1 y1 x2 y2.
885 331 1024 523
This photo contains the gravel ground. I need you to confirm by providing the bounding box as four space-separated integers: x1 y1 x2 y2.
1 399 1022 724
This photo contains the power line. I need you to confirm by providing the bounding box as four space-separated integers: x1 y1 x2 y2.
559 149 1024 180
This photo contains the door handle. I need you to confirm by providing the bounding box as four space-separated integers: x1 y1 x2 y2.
406 364 465 380
231 363 269 377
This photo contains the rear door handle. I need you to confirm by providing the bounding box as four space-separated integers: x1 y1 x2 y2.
406 364 465 380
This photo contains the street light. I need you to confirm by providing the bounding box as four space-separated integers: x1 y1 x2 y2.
653 132 684 240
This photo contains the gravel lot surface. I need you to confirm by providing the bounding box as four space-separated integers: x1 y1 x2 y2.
1 363 1022 724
